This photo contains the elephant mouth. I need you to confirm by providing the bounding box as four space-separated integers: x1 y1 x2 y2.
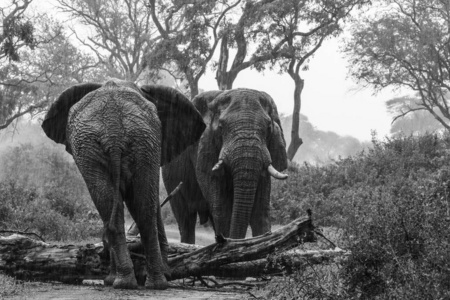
212 159 287 180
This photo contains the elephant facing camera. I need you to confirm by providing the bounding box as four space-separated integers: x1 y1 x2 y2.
162 88 289 245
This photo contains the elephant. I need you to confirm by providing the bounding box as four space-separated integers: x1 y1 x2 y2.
162 88 288 243
41 79 205 289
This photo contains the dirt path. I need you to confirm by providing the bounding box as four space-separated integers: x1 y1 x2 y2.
7 281 249 300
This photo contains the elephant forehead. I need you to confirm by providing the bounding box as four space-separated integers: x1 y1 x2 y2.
103 79 140 92
219 90 269 112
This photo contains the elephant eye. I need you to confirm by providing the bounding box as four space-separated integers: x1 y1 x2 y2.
217 119 225 130
267 121 272 133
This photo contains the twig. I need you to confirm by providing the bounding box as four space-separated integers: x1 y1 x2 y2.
0 230 45 242
197 276 262 288
314 230 337 249
160 182 183 207
127 182 184 235
247 291 261 299
129 252 146 259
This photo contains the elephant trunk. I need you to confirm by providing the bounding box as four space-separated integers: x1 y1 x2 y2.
228 151 263 239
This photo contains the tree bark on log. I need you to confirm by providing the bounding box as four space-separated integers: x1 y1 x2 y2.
0 215 345 283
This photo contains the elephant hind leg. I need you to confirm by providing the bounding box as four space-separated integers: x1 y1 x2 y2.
126 170 168 290
105 201 138 289
169 194 197 244
181 211 197 244
77 159 137 289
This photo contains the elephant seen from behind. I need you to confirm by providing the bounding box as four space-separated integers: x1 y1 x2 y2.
162 88 288 243
41 79 205 289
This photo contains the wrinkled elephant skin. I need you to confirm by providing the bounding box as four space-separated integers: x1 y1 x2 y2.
162 88 288 243
41 79 205 289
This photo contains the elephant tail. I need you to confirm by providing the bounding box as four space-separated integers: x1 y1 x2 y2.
108 147 122 233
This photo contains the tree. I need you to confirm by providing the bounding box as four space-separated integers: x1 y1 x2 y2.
387 95 444 136
57 0 158 82
280 114 366 164
214 0 281 90
0 0 35 61
0 16 105 130
254 0 369 161
148 0 242 97
344 0 450 132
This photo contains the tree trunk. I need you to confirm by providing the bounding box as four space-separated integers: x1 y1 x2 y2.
0 215 349 284
287 62 304 161
187 73 199 98
216 35 238 90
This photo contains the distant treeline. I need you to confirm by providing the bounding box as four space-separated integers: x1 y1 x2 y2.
281 114 370 164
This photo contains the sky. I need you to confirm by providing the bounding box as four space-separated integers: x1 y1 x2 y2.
35 0 398 142
199 38 396 141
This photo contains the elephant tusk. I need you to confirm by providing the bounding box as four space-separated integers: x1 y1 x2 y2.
267 164 288 180
212 160 224 172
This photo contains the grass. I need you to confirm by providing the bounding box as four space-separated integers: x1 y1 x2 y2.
0 273 25 298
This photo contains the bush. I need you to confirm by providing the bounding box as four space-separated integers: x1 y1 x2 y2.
270 133 450 298
0 273 25 298
0 142 101 241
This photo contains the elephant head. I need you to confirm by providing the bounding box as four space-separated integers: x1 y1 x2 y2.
194 88 288 239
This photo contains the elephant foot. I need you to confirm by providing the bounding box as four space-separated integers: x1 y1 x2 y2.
104 274 115 286
145 274 168 290
112 275 138 289
162 262 171 280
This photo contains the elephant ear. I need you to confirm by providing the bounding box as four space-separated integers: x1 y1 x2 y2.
140 85 206 165
192 90 223 126
259 91 288 171
191 90 225 173
41 83 102 151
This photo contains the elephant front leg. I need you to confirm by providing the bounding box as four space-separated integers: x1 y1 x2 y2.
250 175 271 237
208 178 232 238
170 195 197 244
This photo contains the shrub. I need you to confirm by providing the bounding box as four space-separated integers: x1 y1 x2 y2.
270 133 450 298
0 143 101 241
0 273 25 298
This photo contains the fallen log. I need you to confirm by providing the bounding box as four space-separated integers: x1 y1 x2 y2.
0 215 345 283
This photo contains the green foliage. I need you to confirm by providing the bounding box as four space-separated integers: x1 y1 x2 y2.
271 133 450 298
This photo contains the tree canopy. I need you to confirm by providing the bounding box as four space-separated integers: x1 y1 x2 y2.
0 0 35 62
344 0 450 131
57 0 157 81
0 13 105 130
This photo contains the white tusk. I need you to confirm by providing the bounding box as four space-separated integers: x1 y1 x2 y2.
212 159 224 172
267 164 288 180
